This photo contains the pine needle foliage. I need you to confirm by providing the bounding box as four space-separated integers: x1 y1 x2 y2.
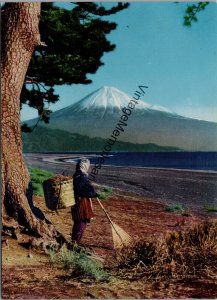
183 2 209 27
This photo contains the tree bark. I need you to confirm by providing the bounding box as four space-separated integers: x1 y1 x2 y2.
1 3 58 241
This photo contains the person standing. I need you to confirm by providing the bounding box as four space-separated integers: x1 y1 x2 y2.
71 158 98 244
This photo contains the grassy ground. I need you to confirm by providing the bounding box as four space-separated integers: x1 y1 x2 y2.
29 167 54 196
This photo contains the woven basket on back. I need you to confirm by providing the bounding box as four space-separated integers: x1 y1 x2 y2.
43 175 75 210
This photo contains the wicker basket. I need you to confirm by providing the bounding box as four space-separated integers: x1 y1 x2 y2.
43 175 75 210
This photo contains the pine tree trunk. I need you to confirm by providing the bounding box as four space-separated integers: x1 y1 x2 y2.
1 3 58 241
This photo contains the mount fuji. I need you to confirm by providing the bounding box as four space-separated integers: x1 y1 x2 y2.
26 86 217 151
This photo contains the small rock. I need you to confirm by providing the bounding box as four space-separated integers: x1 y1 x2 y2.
27 253 33 258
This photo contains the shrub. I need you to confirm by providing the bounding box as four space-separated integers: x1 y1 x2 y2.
204 205 217 213
49 246 110 281
98 187 113 200
108 221 217 281
165 203 185 213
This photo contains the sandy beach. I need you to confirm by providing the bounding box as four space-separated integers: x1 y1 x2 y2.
24 153 217 213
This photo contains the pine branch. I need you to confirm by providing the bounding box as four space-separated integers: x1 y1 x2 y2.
74 2 130 17
184 2 209 27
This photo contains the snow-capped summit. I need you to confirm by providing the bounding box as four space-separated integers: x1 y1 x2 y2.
71 86 173 114
77 86 132 110
51 86 175 119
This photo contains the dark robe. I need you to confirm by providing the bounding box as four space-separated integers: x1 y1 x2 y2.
71 170 97 221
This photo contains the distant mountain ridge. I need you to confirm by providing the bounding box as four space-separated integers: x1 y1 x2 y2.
25 86 217 151
22 126 182 153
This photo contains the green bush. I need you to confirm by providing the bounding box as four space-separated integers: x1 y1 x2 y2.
204 205 217 213
49 247 109 281
165 203 185 213
29 168 54 196
98 187 113 200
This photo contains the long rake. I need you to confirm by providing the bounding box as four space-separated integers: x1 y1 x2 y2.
96 198 132 250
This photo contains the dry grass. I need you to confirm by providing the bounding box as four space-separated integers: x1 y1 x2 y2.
107 221 217 281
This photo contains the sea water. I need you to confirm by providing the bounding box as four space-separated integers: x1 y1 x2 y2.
65 152 217 171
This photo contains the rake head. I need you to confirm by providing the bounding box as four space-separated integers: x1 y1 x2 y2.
111 222 132 250
96 197 132 250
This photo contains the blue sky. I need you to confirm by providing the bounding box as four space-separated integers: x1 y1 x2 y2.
21 2 217 122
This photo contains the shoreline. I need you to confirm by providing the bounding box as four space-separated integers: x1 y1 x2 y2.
26 152 217 174
24 153 217 213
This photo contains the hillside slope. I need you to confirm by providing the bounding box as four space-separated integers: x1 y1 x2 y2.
22 126 182 153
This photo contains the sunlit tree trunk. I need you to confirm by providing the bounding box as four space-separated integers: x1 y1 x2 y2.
1 3 57 240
